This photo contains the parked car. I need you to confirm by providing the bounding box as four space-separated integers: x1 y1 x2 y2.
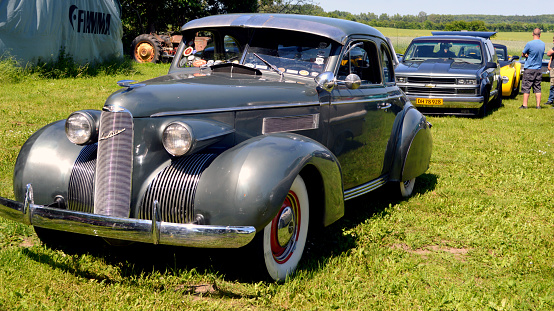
518 57 550 81
0 14 432 282
494 43 521 98
395 31 502 117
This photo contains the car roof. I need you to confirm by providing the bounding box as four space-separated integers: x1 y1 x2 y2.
432 31 497 39
412 35 487 44
181 14 385 45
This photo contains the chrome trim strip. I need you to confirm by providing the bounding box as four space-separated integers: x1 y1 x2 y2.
344 176 388 201
330 97 387 106
0 186 255 249
150 101 321 118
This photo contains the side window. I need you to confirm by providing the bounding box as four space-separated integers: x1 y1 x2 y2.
338 40 381 85
381 45 395 84
178 32 241 67
223 35 240 60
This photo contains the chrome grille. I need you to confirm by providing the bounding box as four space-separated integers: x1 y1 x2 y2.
407 77 456 84
94 108 134 217
68 144 97 213
139 153 217 224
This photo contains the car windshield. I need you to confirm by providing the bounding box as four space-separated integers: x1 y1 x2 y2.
404 40 483 64
177 28 339 77
242 29 337 77
495 47 507 61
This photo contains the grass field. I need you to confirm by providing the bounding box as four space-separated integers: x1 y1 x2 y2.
378 27 553 56
1 58 554 309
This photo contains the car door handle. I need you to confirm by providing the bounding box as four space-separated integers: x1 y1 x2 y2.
378 103 391 110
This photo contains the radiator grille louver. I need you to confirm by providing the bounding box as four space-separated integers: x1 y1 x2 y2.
94 109 134 217
139 153 217 224
68 144 97 213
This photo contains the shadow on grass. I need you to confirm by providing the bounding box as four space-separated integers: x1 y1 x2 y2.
21 173 438 285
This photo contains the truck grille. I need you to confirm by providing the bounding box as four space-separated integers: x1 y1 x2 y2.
94 108 134 217
407 77 456 84
139 153 217 224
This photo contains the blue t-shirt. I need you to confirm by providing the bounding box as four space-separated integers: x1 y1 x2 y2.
522 39 545 69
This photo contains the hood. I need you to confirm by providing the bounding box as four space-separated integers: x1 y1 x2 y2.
396 59 483 77
104 69 320 118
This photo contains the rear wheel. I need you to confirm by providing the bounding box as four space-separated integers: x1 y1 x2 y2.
131 34 162 63
260 175 309 282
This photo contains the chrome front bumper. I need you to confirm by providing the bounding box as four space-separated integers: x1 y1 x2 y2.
0 185 256 248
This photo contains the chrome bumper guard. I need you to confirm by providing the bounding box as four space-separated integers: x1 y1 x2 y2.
0 185 256 248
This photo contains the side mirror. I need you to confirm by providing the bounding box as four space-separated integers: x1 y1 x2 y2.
315 71 336 92
485 62 498 69
344 74 361 90
509 55 520 61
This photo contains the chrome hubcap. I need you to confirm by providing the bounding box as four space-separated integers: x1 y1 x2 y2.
277 206 295 247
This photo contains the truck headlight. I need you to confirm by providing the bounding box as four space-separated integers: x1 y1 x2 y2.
457 79 477 85
163 122 193 156
65 111 97 145
396 76 407 83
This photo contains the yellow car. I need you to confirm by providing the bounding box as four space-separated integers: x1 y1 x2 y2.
494 43 521 98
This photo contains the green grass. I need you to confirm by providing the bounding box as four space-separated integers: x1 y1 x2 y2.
2 59 554 309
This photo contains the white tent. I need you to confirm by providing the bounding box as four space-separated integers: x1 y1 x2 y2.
0 0 123 65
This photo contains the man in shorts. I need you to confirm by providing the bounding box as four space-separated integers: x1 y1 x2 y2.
520 28 545 109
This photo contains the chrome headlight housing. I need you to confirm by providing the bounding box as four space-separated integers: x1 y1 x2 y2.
163 122 193 156
457 78 477 85
65 111 99 145
396 76 407 83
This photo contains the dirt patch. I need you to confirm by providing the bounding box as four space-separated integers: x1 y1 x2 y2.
392 243 469 261
20 237 36 248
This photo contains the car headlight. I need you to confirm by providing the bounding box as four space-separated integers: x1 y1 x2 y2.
396 76 407 83
163 122 193 156
65 111 97 145
457 79 477 85
501 76 509 84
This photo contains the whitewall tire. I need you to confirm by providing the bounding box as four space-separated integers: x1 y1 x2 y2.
262 175 309 282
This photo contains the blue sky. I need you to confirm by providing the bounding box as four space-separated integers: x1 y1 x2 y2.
314 0 546 16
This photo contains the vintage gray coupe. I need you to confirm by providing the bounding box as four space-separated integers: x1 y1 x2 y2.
0 14 432 281
395 31 502 117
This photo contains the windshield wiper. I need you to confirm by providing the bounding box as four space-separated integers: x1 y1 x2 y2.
453 58 474 64
253 53 284 81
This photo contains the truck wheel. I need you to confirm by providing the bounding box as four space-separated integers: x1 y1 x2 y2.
261 175 309 282
131 34 162 63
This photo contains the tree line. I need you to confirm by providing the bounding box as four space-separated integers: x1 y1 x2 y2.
120 0 554 48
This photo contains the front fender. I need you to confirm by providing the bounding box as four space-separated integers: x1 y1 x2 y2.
194 133 343 230
14 120 84 204
389 106 432 182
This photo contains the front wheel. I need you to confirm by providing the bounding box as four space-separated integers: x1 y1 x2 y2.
399 177 416 198
261 175 309 282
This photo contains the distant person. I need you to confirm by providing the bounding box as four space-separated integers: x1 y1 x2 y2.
520 28 545 109
436 42 456 58
545 35 554 106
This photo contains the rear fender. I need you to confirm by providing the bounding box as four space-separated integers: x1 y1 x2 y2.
389 106 432 182
194 133 344 230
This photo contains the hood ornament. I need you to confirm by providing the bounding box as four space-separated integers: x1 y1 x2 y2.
117 80 145 91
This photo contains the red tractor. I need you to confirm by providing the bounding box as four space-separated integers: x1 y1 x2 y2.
131 33 210 63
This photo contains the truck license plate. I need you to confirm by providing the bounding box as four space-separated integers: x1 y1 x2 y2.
416 98 443 106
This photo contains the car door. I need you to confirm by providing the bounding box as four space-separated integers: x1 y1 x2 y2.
329 38 398 190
